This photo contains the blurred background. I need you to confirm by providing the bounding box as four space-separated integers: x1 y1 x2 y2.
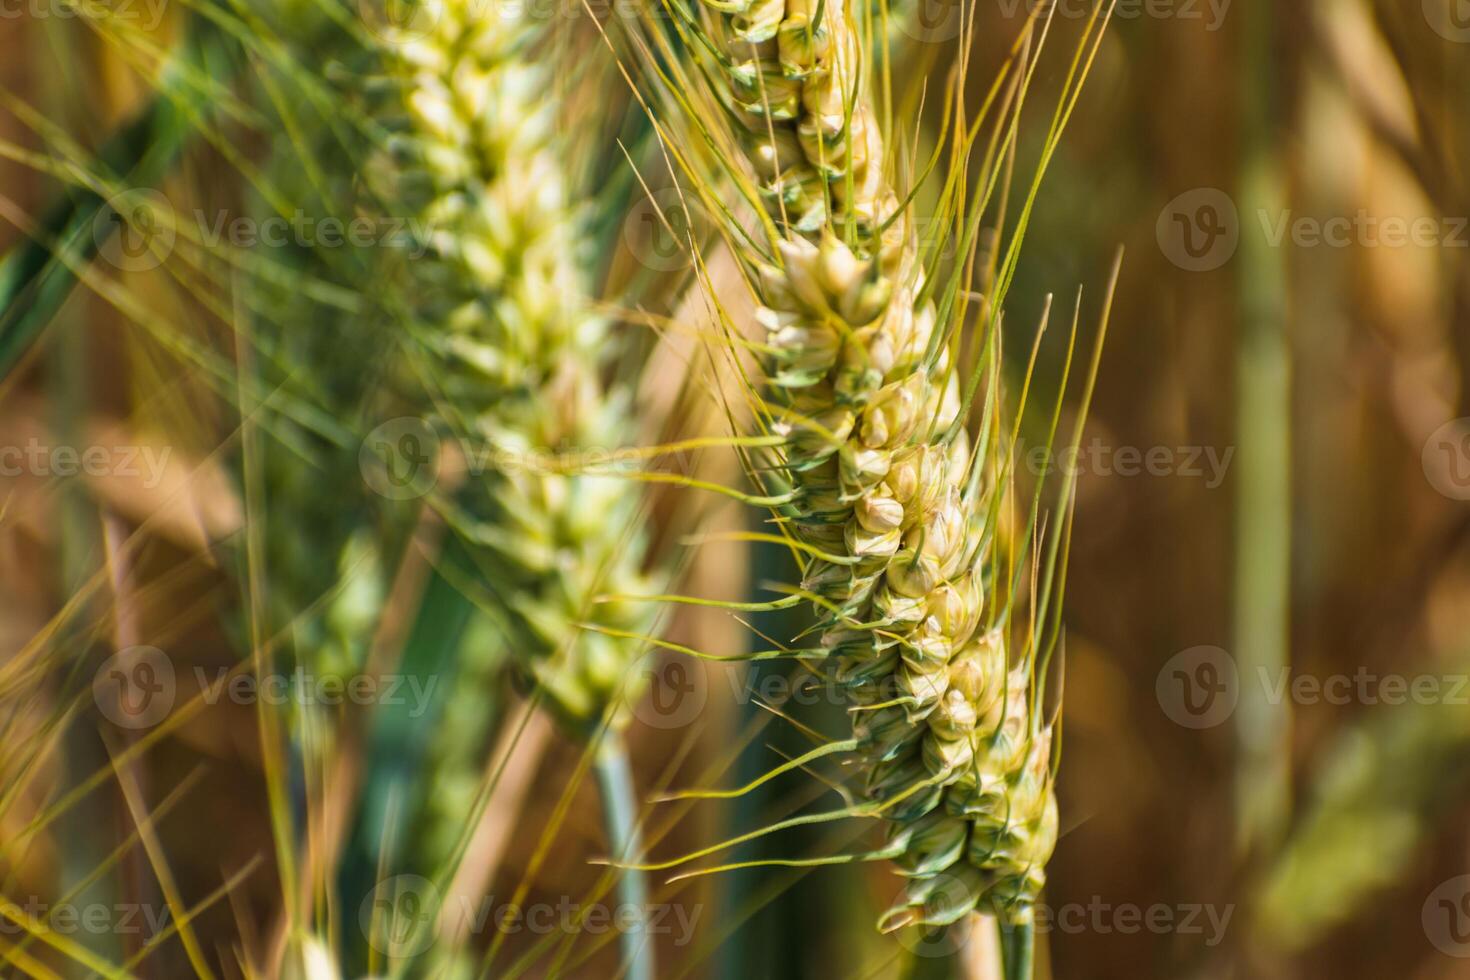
2 0 1469 977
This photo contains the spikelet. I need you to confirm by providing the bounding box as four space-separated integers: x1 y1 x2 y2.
373 0 656 729
656 0 1059 930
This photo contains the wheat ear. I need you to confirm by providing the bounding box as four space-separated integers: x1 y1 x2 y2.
371 3 658 975
626 0 1085 939
376 0 657 729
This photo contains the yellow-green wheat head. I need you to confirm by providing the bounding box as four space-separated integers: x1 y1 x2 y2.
616 0 1113 936
365 0 661 729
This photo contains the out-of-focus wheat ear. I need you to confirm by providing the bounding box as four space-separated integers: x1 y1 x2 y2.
349 0 721 974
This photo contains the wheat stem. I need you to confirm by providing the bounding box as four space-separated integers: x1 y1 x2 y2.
593 736 654 980
999 915 1034 980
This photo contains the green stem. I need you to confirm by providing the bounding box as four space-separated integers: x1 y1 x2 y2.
1000 915 1035 980
1233 0 1292 860
593 735 653 980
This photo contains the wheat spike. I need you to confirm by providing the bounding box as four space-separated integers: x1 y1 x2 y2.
636 0 1063 932
374 0 657 728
